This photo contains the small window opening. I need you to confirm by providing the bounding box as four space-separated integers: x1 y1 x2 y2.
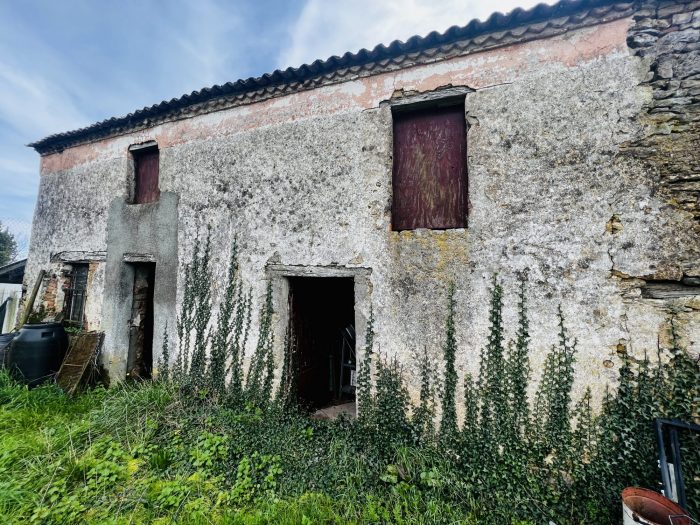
392 100 467 230
288 277 355 412
63 264 88 327
131 144 160 204
126 262 155 379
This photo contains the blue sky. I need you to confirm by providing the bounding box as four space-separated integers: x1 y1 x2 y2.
0 0 549 257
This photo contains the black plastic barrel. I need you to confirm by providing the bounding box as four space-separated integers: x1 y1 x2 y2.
7 323 68 387
0 332 17 368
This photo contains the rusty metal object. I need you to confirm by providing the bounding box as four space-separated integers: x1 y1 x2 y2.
621 487 691 525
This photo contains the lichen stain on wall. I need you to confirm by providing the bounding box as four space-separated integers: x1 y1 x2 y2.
389 230 470 284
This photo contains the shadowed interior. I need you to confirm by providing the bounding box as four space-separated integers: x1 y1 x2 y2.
288 277 355 409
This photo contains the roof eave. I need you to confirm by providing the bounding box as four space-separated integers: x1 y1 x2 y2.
29 0 629 156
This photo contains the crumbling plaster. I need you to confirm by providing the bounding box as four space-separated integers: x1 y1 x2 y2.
22 13 699 407
101 193 178 380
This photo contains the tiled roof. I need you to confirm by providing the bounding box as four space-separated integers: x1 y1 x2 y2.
29 0 631 155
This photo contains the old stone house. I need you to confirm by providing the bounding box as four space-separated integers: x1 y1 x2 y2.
24 0 699 409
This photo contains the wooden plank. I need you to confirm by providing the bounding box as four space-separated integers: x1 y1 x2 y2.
266 264 371 278
389 87 471 111
50 251 106 263
16 269 45 330
56 332 104 396
392 104 467 230
641 282 700 299
134 148 160 204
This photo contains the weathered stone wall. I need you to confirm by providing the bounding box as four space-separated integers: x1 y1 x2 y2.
626 0 700 222
22 5 699 410
612 0 700 369
23 158 124 331
101 193 178 379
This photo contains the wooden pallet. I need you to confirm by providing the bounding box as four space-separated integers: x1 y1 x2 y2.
56 332 104 396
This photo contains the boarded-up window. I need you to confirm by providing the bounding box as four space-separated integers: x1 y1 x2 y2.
133 146 160 204
392 103 467 230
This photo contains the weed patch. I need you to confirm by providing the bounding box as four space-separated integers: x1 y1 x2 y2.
1 239 697 523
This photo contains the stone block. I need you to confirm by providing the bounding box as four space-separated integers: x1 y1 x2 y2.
658 28 700 51
673 12 694 24
675 53 700 78
629 33 658 48
667 96 694 105
634 17 655 29
635 17 671 30
658 4 687 17
655 57 675 78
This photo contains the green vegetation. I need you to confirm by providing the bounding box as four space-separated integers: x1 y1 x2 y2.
0 220 18 266
1 239 698 524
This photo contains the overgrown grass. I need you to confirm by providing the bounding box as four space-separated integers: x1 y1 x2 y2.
1 315 697 524
2 233 697 524
0 372 477 524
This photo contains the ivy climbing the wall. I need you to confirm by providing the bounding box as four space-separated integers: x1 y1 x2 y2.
10 236 694 524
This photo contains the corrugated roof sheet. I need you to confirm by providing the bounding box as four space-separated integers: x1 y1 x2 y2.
0 258 26 284
29 0 625 154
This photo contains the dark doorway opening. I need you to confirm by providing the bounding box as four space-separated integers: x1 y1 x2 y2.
127 263 155 379
288 277 355 409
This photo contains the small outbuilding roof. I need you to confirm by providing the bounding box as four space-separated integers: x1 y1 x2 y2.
29 0 629 155
0 258 26 285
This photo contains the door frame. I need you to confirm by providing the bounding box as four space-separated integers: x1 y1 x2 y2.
266 264 372 414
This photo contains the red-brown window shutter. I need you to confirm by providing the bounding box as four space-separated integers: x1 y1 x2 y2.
134 147 160 204
392 104 467 230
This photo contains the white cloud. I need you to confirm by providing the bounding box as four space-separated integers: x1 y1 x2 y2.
0 217 32 258
0 61 92 139
167 0 247 91
279 0 557 70
0 156 36 176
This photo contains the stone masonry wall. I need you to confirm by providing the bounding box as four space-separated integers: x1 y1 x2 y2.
21 5 700 411
626 0 700 222
609 0 700 370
